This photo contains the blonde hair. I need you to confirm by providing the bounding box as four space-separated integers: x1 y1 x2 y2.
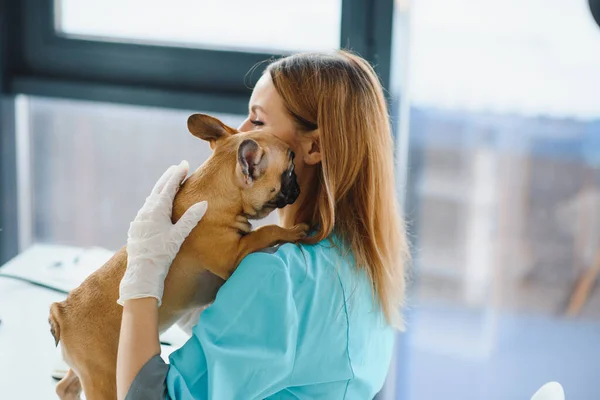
267 50 410 329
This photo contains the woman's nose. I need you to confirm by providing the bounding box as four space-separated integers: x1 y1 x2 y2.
237 119 253 132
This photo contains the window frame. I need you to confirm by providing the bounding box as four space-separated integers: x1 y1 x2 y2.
0 0 20 264
6 0 394 114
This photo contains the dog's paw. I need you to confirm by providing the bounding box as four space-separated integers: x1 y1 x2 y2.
287 223 310 242
55 369 82 400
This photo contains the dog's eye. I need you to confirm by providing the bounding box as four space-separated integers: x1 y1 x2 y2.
270 188 276 193
250 120 264 127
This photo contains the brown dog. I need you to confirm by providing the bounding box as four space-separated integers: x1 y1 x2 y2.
48 113 309 400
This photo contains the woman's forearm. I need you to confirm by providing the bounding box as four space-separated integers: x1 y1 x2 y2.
117 298 162 400
114 163 207 399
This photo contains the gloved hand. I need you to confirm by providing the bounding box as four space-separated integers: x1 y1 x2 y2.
117 160 208 307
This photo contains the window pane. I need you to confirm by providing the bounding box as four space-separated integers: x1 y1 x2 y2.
22 96 278 251
55 0 342 53
390 0 600 398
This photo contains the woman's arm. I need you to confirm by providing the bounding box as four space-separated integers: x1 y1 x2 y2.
125 251 299 400
117 298 161 400
114 161 208 400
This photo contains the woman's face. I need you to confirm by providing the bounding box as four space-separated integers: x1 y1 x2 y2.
238 73 318 184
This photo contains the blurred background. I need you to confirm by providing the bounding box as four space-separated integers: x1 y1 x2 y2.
1 0 600 399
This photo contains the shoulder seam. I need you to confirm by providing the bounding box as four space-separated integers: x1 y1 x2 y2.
211 267 279 344
244 248 287 268
256 245 280 255
209 252 289 343
336 269 355 399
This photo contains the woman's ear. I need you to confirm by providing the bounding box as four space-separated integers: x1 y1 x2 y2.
301 130 322 165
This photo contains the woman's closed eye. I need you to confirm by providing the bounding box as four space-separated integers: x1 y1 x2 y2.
250 119 264 127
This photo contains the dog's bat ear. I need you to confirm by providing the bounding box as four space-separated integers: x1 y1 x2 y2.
237 139 266 184
187 114 237 146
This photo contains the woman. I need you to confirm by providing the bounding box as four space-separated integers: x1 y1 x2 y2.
116 50 409 400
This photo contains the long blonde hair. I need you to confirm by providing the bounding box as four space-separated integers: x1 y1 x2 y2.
267 50 410 329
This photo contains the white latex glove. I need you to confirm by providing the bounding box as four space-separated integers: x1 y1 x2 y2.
117 160 208 307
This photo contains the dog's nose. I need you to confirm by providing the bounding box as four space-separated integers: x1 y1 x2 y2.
275 185 300 208
275 195 288 209
277 170 300 208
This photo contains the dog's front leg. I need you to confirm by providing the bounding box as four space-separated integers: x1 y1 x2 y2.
55 368 82 400
235 223 309 265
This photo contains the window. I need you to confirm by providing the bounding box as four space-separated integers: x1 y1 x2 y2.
18 96 278 252
407 0 600 312
399 0 600 398
56 0 342 53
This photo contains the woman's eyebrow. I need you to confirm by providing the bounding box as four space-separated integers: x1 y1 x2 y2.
251 105 267 115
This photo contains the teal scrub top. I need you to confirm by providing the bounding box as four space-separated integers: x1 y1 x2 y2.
160 237 395 399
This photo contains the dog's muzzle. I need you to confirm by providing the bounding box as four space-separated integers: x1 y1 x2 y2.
275 152 301 208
